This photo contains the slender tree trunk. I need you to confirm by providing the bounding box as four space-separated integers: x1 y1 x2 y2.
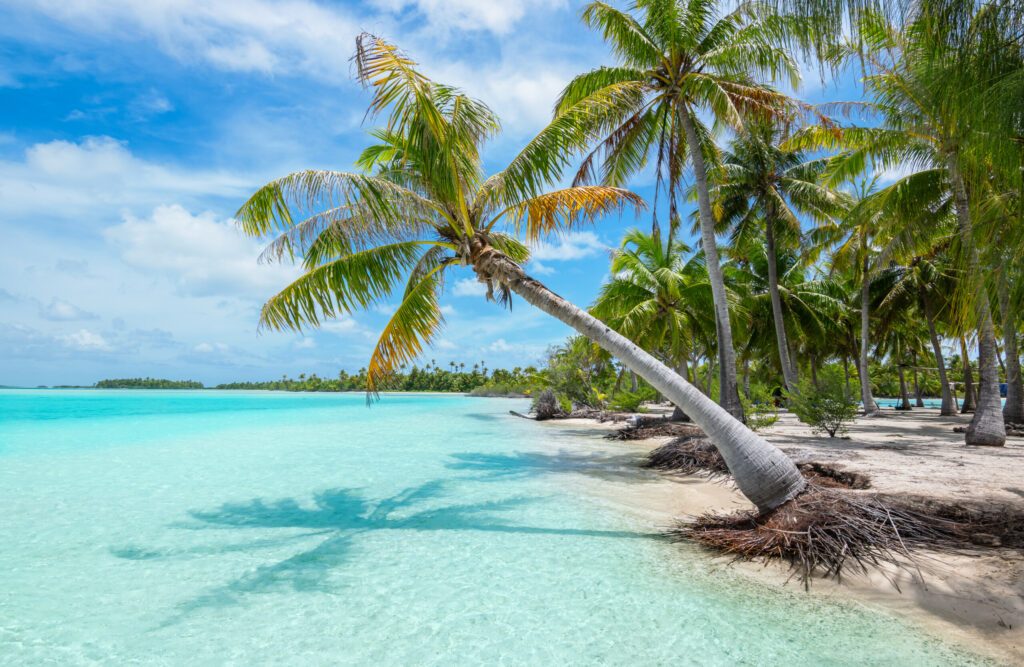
948 156 1005 445
742 358 751 399
680 110 743 420
474 246 805 512
960 337 977 413
999 270 1024 423
913 366 925 408
860 253 880 415
923 290 956 415
705 355 716 397
671 359 691 422
897 364 912 410
810 356 819 389
630 371 639 393
844 355 851 400
766 218 797 391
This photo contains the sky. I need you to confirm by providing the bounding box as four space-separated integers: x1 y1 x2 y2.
0 0 866 387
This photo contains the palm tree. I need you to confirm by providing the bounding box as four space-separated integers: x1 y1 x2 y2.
791 10 1007 445
711 120 851 391
875 256 959 415
590 228 717 420
547 0 813 420
811 179 883 416
729 237 847 391
236 35 805 513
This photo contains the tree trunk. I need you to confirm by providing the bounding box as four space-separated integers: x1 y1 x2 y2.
680 110 743 420
948 155 1004 445
913 366 925 408
859 255 880 415
843 355 851 400
765 218 798 391
897 364 912 410
923 290 956 415
742 357 751 399
474 246 805 512
671 360 691 422
999 270 1024 423
810 356 819 389
960 337 977 413
630 371 639 393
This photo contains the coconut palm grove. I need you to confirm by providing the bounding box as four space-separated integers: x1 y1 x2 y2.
3 0 1024 664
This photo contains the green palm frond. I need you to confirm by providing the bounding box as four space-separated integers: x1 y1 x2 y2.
258 241 435 332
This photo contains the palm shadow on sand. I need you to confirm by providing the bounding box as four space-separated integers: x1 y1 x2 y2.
111 479 659 625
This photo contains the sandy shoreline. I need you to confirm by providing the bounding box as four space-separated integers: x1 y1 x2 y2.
531 410 1024 665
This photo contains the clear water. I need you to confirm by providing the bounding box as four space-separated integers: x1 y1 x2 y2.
0 390 987 665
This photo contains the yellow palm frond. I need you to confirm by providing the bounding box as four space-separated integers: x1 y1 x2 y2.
366 269 444 394
504 185 645 242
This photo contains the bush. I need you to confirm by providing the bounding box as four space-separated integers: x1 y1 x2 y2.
608 386 656 413
740 385 779 432
787 376 858 438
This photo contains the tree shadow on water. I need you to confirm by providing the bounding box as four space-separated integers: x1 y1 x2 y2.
111 480 659 626
446 450 656 483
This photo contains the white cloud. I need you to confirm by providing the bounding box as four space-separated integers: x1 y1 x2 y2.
529 231 607 261
194 341 229 353
0 136 252 220
374 0 566 35
40 298 98 321
61 328 112 351
528 260 555 276
104 204 299 298
452 278 487 297
25 0 361 80
294 337 316 349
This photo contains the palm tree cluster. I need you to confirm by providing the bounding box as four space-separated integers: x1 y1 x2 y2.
236 0 1022 517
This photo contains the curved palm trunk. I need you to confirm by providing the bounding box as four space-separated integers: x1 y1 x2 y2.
765 219 797 391
922 291 955 415
474 247 805 513
680 111 743 420
859 256 880 416
999 271 1024 424
949 157 1005 445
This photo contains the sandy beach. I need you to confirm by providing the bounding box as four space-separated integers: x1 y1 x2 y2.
535 409 1024 664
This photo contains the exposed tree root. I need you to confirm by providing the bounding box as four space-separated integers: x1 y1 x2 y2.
798 462 871 490
669 486 965 587
608 420 705 441
644 438 871 489
671 487 1024 586
643 436 728 475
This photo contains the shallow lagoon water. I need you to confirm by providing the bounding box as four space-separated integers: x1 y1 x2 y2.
0 390 986 665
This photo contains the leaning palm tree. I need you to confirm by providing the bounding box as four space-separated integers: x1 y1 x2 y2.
546 0 815 419
711 120 851 391
236 36 805 513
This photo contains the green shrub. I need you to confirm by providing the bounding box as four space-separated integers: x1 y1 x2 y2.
740 385 779 432
787 376 858 438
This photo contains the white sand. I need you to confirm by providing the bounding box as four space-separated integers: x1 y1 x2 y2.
535 409 1024 664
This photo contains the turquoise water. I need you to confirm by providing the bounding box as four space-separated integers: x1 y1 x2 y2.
0 390 986 665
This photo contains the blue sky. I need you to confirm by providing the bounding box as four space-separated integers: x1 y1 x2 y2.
0 0 866 386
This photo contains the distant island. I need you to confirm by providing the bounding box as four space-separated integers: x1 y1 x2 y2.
92 362 533 396
95 378 204 389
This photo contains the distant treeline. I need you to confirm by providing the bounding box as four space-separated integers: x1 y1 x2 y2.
215 362 534 395
95 378 205 389
90 363 535 395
